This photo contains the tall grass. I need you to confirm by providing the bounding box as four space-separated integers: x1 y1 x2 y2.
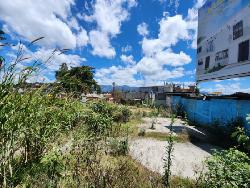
0 42 85 186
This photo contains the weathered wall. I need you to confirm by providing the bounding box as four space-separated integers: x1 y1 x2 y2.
171 96 250 132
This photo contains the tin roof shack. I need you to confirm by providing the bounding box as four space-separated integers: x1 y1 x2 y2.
168 92 250 135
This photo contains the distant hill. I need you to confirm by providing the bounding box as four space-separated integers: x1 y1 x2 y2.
100 85 139 93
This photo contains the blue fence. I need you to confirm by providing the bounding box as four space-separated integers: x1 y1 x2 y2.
171 96 250 132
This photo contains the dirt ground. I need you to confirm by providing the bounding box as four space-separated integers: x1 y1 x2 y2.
129 117 219 179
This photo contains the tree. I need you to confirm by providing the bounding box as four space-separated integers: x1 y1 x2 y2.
55 64 101 94
113 90 123 103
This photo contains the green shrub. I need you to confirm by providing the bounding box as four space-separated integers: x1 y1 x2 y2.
142 111 148 117
148 108 159 117
90 101 131 124
0 89 85 186
84 111 113 137
203 148 250 188
138 128 146 137
231 127 250 152
90 101 114 117
121 106 131 123
106 138 128 156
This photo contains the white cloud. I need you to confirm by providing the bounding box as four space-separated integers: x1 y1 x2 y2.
134 14 192 84
214 83 241 94
84 0 129 35
9 43 85 83
76 29 89 47
27 69 55 83
32 48 85 71
95 49 189 86
159 0 180 13
0 0 81 49
120 54 136 65
155 50 191 67
186 0 206 48
128 0 138 8
141 14 191 57
159 15 189 46
85 0 137 58
121 45 132 53
95 62 185 86
137 22 149 36
95 4 195 86
201 82 250 95
89 30 116 58
0 0 206 86
67 17 81 31
95 65 144 86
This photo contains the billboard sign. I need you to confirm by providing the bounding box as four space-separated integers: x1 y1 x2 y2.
196 0 250 82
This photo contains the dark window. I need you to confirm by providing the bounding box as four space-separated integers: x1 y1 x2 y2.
206 40 214 52
233 20 243 40
198 59 203 66
205 56 210 69
238 40 249 62
197 47 202 54
215 49 229 61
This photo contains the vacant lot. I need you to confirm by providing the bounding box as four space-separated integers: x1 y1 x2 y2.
129 117 219 179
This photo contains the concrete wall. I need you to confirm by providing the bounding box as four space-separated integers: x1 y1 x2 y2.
121 92 148 100
171 96 250 132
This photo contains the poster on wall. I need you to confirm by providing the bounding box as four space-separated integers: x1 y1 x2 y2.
196 0 250 82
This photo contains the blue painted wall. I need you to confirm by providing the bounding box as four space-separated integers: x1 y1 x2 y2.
171 96 250 133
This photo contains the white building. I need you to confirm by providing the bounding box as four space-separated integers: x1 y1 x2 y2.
197 1 250 82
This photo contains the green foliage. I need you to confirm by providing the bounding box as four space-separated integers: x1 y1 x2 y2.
0 89 85 186
203 148 250 188
113 106 132 123
163 115 175 188
113 89 123 103
174 103 186 119
138 128 146 137
143 132 189 143
0 42 86 186
170 176 196 188
106 137 129 156
232 127 250 152
55 64 101 94
91 100 115 117
90 100 131 123
148 107 159 117
84 111 113 137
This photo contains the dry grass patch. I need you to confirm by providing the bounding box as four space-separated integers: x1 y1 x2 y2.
139 132 190 143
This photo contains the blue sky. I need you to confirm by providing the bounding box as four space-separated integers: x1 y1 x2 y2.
0 0 250 94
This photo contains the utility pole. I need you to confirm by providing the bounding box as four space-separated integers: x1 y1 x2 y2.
112 82 115 97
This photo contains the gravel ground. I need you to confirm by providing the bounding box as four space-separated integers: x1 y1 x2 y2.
129 117 218 179
129 138 212 179
138 117 205 136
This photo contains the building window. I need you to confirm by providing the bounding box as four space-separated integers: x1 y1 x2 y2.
198 59 203 66
233 20 243 40
215 49 229 61
206 40 214 52
238 40 249 62
205 56 210 69
197 46 202 54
